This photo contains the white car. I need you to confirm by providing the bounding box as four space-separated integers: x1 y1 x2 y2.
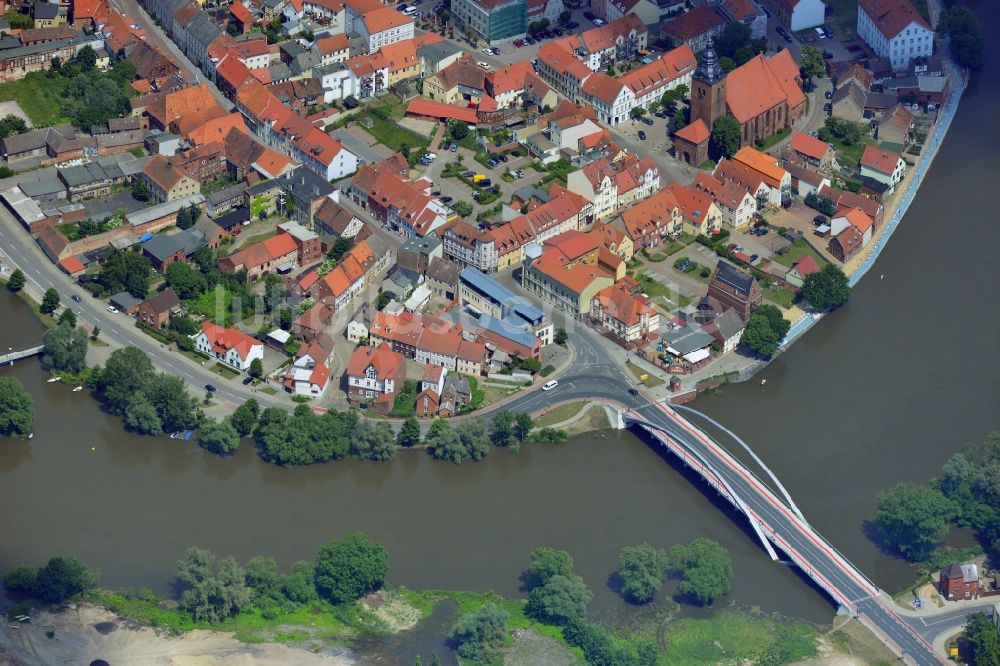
481 47 493 55
477 61 491 70
592 18 604 26
107 306 118 313
542 380 559 391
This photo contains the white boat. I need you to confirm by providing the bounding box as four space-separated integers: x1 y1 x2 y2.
46 377 59 383
72 386 83 392
27 433 33 439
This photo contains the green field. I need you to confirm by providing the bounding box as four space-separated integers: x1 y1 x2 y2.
0 72 70 126
763 285 796 308
534 401 586 427
662 609 818 665
772 238 827 269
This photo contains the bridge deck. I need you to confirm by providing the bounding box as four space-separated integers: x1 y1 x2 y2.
0 345 43 364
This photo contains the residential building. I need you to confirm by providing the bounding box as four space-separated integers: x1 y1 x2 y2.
857 0 932 71
193 321 264 371
522 238 615 318
354 7 414 54
828 224 864 262
859 145 906 190
707 261 762 321
662 5 725 53
345 343 407 413
313 197 364 239
567 15 648 72
760 0 825 31
667 183 723 236
784 255 821 288
141 155 200 203
458 267 554 344
689 41 806 148
614 188 681 249
142 228 208 271
590 277 660 346
421 52 487 105
315 33 351 66
282 342 332 397
938 563 984 602
702 307 746 353
692 171 761 230
425 257 462 300
217 231 299 280
875 104 914 146
136 288 181 328
277 221 322 266
567 154 659 220
730 146 792 206
717 0 767 38
439 220 498 273
450 0 527 46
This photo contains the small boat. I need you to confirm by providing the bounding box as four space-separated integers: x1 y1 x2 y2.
169 432 180 439
27 433 33 440
46 377 59 383
183 431 194 441
72 386 83 392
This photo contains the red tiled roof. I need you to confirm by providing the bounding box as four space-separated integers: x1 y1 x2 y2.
346 343 404 379
840 206 874 234
726 50 805 124
199 321 260 361
316 33 350 54
789 131 830 161
406 98 478 124
363 6 410 33
230 1 253 25
59 256 85 274
543 230 599 262
858 0 929 39
662 5 724 41
859 145 901 174
790 255 820 277
674 117 710 144
263 232 298 259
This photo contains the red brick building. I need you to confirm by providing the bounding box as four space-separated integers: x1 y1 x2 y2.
939 563 984 601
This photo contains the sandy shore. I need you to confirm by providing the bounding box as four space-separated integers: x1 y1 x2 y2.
0 605 358 666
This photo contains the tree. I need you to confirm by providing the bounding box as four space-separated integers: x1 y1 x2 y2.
65 75 131 129
741 312 780 358
6 268 25 292
800 264 851 311
630 107 647 119
520 357 542 373
230 399 260 438
427 418 465 462
327 236 353 262
131 177 152 203
527 574 592 625
0 114 27 138
449 602 509 662
42 322 89 374
99 249 152 299
876 483 954 561
57 308 76 328
718 56 736 72
0 377 33 437
73 45 97 71
200 418 241 455
124 397 163 435
617 543 668 604
525 547 574 590
94 346 155 416
248 358 264 379
964 613 1000 666
282 560 319 604
799 45 826 79
3 565 37 593
145 373 199 433
40 287 60 314
451 200 474 217
350 420 397 461
710 117 741 159
165 261 208 300
714 21 751 59
3 10 30 29
937 6 983 70
669 538 732 605
554 327 568 345
90 325 100 341
754 304 790 340
314 532 389 603
449 122 468 141
34 555 99 604
177 547 252 623
397 416 422 447
176 206 193 230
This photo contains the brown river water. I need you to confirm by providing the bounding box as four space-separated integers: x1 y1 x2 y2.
2 0 998 629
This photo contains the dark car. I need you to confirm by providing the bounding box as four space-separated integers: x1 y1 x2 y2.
628 388 640 396
205 384 218 393
825 90 833 99
242 376 253 385
441 195 453 203
432 190 441 195
71 294 82 302
498 154 508 162
638 130 646 140
566 21 579 28
813 214 827 225
823 103 832 112
583 10 596 21
463 170 474 177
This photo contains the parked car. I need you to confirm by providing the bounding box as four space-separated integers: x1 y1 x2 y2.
823 50 834 59
71 294 82 302
463 170 474 177
242 376 253 385
824 90 833 99
628 388 640 396
513 39 524 47
481 47 493 55
498 154 508 162
487 158 499 167
583 10 596 20
750 254 759 262
592 18 603 25
441 141 451 150
638 130 646 140
566 21 579 28
477 61 491 70
493 46 501 54
526 36 536 45
823 103 832 112
441 196 453 203
823 25 833 38
813 214 827 225
450 143 458 152
432 190 441 195
205 384 217 393
107 306 118 313
479 179 492 187
642 117 654 125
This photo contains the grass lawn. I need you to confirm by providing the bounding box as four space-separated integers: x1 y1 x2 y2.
772 239 827 269
663 609 817 666
633 272 672 300
625 361 665 388
535 401 586 427
0 72 70 126
211 363 240 380
831 136 876 170
360 113 429 152
758 127 791 151
238 230 276 246
482 383 520 407
185 287 235 325
763 285 796 308
258 386 278 395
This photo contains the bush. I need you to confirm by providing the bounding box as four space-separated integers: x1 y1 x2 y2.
314 533 389 603
449 602 509 662
3 566 37 593
35 556 99 604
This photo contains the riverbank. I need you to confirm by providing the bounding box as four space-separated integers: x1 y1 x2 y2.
2 589 902 666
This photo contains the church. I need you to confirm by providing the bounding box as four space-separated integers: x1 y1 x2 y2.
675 40 807 165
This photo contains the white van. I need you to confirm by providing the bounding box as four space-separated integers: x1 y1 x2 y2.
814 27 825 39
542 380 559 391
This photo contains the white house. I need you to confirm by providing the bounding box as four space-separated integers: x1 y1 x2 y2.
550 116 603 150
858 0 933 71
859 145 906 190
763 0 825 32
193 322 264 372
354 8 414 54
293 129 358 181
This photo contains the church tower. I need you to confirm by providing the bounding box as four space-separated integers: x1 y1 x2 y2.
689 38 727 129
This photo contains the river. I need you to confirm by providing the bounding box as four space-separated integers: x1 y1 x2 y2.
2 1 998 628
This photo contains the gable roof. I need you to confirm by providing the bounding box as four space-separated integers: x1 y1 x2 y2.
674 117 710 145
789 255 820 278
726 50 806 124
199 321 260 360
860 145 902 174
732 146 787 187
142 155 189 191
858 0 930 39
662 4 724 42
346 343 403 379
789 131 831 161
363 6 411 33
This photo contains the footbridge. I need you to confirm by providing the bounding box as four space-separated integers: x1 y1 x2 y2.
623 401 946 666
0 344 43 365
